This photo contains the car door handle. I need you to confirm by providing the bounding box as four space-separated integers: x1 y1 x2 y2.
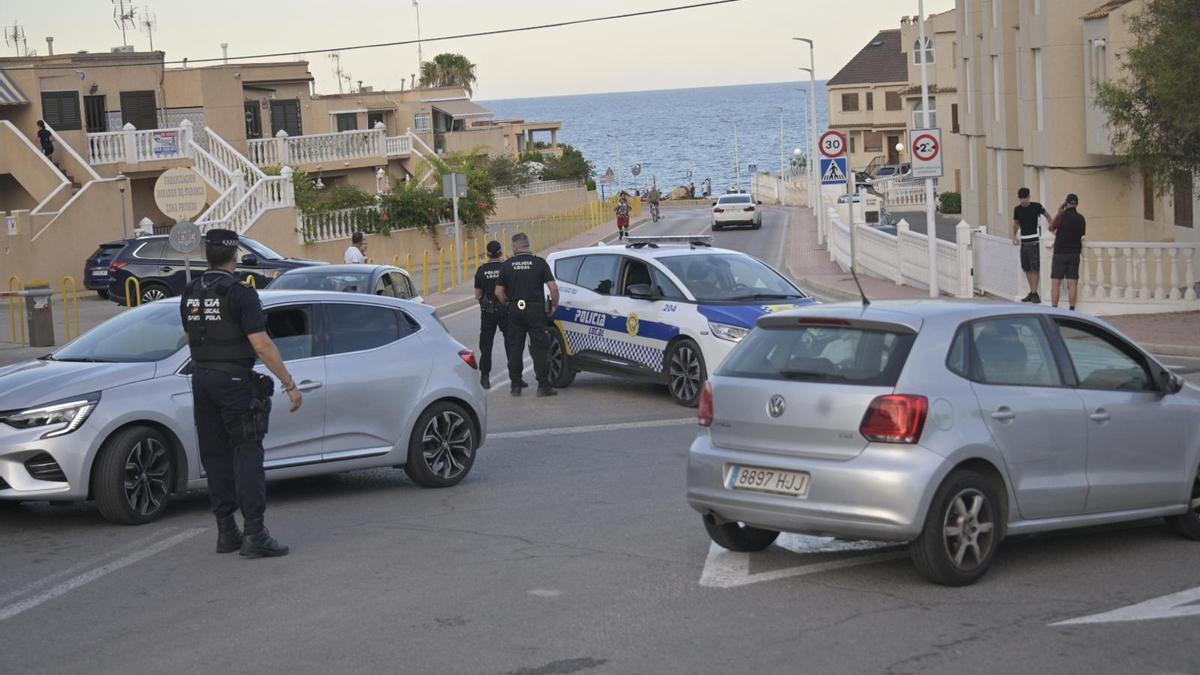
296 380 323 392
1089 409 1110 423
990 408 1016 422
160 266 173 272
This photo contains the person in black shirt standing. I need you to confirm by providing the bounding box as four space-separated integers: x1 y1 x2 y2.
495 232 560 397
35 120 53 158
1012 187 1049 303
1050 193 1086 311
474 240 509 390
181 229 302 558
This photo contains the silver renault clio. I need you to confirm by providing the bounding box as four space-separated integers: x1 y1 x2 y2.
686 300 1200 585
0 291 486 524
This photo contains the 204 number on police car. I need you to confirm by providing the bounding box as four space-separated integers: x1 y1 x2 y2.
726 465 811 497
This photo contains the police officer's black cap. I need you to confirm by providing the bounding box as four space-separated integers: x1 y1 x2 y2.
487 240 503 257
205 228 239 248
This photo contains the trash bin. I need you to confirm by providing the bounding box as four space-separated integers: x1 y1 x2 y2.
24 283 55 348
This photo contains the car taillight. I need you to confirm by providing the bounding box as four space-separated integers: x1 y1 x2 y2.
458 349 478 370
713 208 724 213
860 395 928 444
110 261 128 271
698 382 714 427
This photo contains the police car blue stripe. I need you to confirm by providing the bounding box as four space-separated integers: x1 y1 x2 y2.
697 301 816 329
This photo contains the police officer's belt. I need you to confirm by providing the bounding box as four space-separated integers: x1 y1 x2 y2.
193 361 254 376
511 300 543 310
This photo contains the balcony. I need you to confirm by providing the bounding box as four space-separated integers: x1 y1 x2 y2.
246 124 411 170
86 120 195 168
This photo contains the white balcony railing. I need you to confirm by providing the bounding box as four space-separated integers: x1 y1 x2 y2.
87 120 195 165
301 206 378 243
883 182 928 207
198 172 293 235
247 127 413 168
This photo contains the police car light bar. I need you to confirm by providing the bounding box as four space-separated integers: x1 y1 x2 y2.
623 235 713 249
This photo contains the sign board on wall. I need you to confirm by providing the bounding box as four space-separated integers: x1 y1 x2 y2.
153 167 206 221
151 130 179 157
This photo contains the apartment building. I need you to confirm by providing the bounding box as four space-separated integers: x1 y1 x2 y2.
956 0 1196 241
899 10 965 192
826 29 910 174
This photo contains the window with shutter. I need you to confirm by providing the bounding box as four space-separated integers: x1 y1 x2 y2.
885 91 902 111
951 103 960 133
1174 173 1194 228
119 90 158 131
335 113 358 132
866 92 874 111
841 93 859 112
1143 176 1155 221
40 91 82 131
270 100 302 137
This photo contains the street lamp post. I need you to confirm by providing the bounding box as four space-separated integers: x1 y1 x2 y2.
917 0 939 297
798 64 821 240
773 105 785 203
721 117 742 192
606 132 622 193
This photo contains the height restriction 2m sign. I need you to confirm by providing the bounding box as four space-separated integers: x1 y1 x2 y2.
910 128 944 179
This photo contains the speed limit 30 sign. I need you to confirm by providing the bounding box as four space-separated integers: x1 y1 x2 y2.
819 130 847 158
910 128 944 178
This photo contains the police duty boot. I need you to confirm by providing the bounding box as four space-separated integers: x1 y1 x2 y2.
510 382 522 396
537 384 557 397
480 373 491 390
240 521 289 558
215 515 243 554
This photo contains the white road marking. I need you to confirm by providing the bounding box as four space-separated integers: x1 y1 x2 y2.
0 527 184 606
527 589 562 598
487 360 534 396
699 534 905 588
1051 585 1200 626
489 417 695 440
0 528 206 622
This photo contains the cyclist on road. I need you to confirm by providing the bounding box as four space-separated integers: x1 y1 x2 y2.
646 185 661 222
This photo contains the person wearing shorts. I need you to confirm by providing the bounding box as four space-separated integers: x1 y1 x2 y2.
614 194 631 240
1012 187 1049 303
1050 193 1086 311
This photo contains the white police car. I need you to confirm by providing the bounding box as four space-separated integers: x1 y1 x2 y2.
545 236 815 406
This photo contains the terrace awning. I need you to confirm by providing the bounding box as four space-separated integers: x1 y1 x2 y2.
430 99 492 119
0 71 28 106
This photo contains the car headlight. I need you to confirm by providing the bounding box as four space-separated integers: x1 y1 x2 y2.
709 322 750 342
1 392 100 438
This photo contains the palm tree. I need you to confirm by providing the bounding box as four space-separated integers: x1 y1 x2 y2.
418 53 478 96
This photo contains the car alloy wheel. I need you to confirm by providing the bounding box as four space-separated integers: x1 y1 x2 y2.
546 329 576 388
941 488 996 572
141 286 168 303
421 410 473 481
667 341 705 406
124 437 170 517
1166 466 1200 540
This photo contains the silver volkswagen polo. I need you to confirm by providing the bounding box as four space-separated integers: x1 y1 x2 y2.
687 300 1200 585
0 291 486 524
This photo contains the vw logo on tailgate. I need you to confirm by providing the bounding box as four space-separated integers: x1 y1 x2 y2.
767 394 786 418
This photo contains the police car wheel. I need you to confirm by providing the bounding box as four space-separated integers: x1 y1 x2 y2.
703 514 779 552
96 289 109 300
140 283 169 303
92 427 174 525
666 339 707 408
547 329 576 388
404 402 477 488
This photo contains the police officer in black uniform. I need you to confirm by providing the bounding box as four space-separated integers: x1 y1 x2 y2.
474 240 509 390
181 229 302 559
495 232 559 397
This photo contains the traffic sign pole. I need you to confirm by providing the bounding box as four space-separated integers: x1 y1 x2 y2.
919 0 938 297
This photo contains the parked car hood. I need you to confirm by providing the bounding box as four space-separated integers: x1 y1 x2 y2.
697 300 818 329
0 360 158 410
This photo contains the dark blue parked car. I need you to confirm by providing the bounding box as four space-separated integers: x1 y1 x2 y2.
107 234 324 305
83 241 128 299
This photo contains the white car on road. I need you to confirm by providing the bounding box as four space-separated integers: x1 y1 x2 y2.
711 194 762 231
545 236 813 406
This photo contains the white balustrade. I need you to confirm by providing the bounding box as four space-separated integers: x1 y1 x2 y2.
206 128 265 188
301 206 378 243
247 138 278 167
883 183 928 207
86 121 192 165
497 179 585 198
385 134 412 157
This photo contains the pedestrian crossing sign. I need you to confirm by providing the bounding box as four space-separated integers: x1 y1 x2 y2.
820 158 849 185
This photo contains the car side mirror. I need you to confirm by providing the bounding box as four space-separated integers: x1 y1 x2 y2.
627 283 655 300
756 200 763 205
1159 369 1184 396
241 254 259 266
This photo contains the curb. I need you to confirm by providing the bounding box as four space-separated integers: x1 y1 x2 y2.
797 276 860 303
1144 343 1200 358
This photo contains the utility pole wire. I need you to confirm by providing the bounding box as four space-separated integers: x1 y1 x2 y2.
27 0 740 70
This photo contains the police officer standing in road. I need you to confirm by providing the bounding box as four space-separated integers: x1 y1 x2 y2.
181 229 302 559
495 232 559 397
474 240 509 390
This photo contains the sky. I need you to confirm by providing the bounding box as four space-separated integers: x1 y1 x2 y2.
5 0 956 99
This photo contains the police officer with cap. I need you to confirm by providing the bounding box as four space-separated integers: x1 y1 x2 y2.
181 228 302 558
495 232 559 397
474 240 509 390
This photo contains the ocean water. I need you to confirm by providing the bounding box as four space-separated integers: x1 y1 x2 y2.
483 80 829 195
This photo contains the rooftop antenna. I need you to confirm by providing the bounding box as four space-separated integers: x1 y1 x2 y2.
3 22 27 57
328 52 345 94
112 0 137 47
140 8 156 51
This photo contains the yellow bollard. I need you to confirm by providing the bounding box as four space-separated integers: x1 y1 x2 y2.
502 229 510 257
246 275 257 289
449 244 457 289
438 248 446 292
8 275 25 345
474 238 481 269
392 254 400 267
124 276 142 307
61 276 79 341
422 250 430 297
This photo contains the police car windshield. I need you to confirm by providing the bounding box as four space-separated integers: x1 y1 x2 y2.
51 303 186 363
271 271 371 293
242 238 286 261
660 254 803 303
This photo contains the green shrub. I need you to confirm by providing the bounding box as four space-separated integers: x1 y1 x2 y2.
939 191 962 214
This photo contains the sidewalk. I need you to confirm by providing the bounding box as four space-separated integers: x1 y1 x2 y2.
781 205 1200 357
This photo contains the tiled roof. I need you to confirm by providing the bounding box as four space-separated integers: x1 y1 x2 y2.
1081 0 1138 20
828 30 908 87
